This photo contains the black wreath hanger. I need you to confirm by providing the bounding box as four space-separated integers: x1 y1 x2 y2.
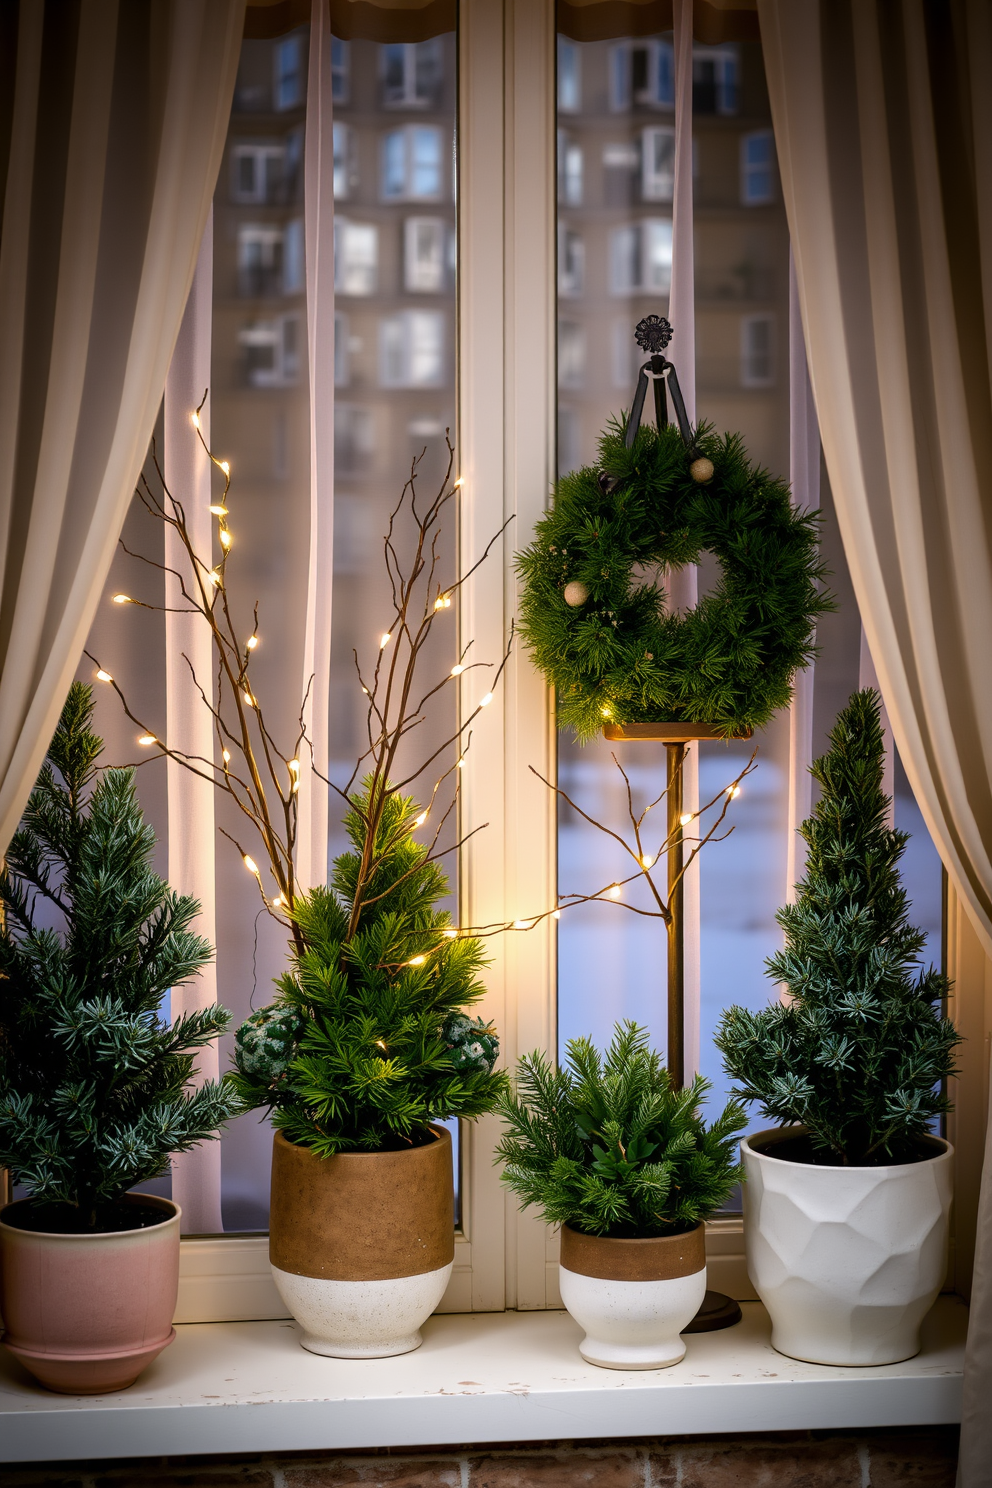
625 314 693 449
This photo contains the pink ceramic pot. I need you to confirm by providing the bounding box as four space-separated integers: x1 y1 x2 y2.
0 1194 180 1393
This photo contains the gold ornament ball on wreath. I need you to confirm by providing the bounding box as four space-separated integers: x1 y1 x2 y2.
564 580 590 607
689 456 715 484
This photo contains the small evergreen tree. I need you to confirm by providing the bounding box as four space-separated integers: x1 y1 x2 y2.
0 684 240 1230
232 779 506 1155
496 1022 745 1238
716 689 960 1166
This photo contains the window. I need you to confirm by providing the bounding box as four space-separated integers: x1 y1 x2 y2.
641 126 675 202
741 129 776 205
558 225 585 298
557 132 583 205
331 38 350 104
230 143 284 205
334 312 350 388
404 217 448 293
558 321 586 389
741 314 775 386
609 40 675 111
334 403 375 473
693 44 739 115
379 310 446 387
609 218 673 294
334 218 379 296
558 38 581 112
380 40 443 108
283 127 304 202
282 218 304 295
382 125 445 201
334 121 355 200
239 314 300 387
237 225 283 297
274 34 305 111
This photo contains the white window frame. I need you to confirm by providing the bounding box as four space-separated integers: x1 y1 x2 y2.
378 308 447 388
238 312 301 389
692 43 739 116
333 120 354 200
380 39 444 109
381 124 446 202
557 130 583 205
273 33 306 111
331 37 350 104
557 36 581 113
609 217 673 295
741 128 776 206
404 216 449 292
609 39 675 112
334 217 379 296
641 124 675 202
230 142 284 205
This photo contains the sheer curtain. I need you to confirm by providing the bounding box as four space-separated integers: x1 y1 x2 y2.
756 2 992 1480
0 0 244 871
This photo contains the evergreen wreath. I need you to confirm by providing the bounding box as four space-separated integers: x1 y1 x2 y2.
516 419 829 741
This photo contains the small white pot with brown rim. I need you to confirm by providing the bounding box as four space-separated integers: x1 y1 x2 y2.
269 1125 454 1358
742 1127 953 1366
558 1223 706 1370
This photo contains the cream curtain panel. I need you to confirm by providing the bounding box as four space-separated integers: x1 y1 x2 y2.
756 2 992 1481
0 0 244 861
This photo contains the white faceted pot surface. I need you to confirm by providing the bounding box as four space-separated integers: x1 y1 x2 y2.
272 1262 453 1358
558 1224 706 1370
742 1128 953 1366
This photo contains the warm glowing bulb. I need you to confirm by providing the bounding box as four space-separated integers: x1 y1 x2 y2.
408 954 427 967
434 597 444 611
362 686 369 695
96 669 113 683
513 919 535 931
450 664 464 676
680 812 693 827
608 884 622 900
244 855 260 877
222 749 231 763
641 854 655 869
219 460 230 475
375 1039 388 1051
454 478 463 488
456 756 466 769
288 759 300 775
219 530 232 550
137 734 156 747
380 632 391 649
191 411 200 429
209 504 228 516
414 811 428 827
479 692 493 707
601 706 612 718
243 691 254 707
272 893 283 908
553 909 561 920
443 929 458 939
208 570 222 587
727 785 741 799
112 593 131 605
246 635 259 650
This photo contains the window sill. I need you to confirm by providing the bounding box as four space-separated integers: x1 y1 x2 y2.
0 1297 966 1464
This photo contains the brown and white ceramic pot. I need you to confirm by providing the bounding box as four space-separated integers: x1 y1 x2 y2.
269 1124 455 1358
558 1223 707 1370
0 1194 180 1394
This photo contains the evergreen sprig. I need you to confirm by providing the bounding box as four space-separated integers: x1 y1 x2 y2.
716 689 960 1165
516 419 829 740
496 1022 745 1238
231 778 507 1155
0 684 240 1226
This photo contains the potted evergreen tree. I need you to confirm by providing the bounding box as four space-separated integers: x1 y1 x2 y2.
231 780 506 1359
716 689 960 1366
0 684 239 1394
496 1022 745 1369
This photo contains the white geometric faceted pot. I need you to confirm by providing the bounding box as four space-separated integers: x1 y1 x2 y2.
742 1128 953 1366
558 1223 707 1370
268 1126 454 1358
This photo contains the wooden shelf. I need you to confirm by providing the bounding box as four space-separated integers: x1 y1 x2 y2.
603 723 754 743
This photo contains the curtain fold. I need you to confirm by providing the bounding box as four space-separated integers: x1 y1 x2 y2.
0 0 245 862
756 2 992 1480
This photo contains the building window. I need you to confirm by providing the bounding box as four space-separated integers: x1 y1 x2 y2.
334 121 354 199
558 321 586 389
557 132 584 205
239 314 300 387
283 218 304 295
609 218 673 294
380 40 443 109
284 127 304 202
609 40 675 111
274 34 305 111
641 126 675 202
693 44 738 115
558 38 581 112
404 217 448 293
334 218 379 296
558 225 585 298
382 125 445 201
741 313 775 387
334 311 350 387
379 310 446 388
230 143 284 204
334 403 375 473
237 225 283 297
741 129 776 205
331 38 350 104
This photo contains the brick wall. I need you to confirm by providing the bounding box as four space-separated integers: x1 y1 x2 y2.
0 1429 959 1488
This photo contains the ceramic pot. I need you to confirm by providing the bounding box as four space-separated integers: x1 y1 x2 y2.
742 1128 953 1366
0 1194 180 1394
558 1223 706 1370
269 1125 454 1358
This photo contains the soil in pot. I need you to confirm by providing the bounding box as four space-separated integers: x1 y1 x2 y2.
749 1129 943 1168
3 1199 174 1234
0 1193 181 1394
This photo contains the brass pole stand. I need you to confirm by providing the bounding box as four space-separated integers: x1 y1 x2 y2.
604 720 747 1332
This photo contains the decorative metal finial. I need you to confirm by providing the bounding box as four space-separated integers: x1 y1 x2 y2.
634 314 673 356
